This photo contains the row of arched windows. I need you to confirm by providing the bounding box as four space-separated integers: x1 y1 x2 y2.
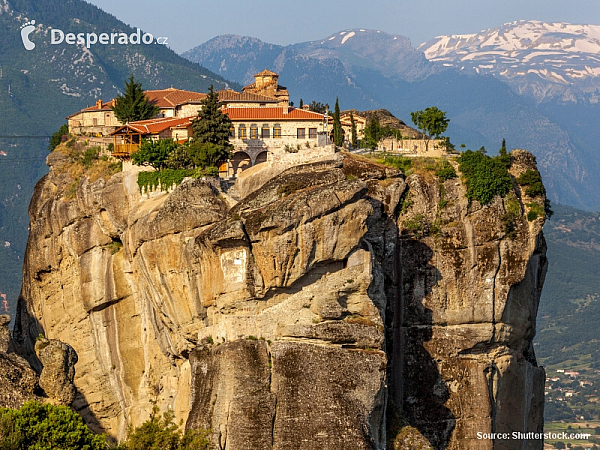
230 124 282 139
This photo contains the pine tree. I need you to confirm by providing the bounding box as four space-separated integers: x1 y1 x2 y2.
333 98 343 146
299 98 304 108
112 74 159 123
192 85 232 151
350 112 358 148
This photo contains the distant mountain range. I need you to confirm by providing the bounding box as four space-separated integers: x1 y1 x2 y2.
183 25 600 212
0 0 239 316
420 21 600 104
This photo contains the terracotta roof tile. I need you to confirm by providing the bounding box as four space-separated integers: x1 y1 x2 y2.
222 107 325 121
111 116 193 135
145 88 207 108
255 68 278 77
66 100 116 118
217 89 279 103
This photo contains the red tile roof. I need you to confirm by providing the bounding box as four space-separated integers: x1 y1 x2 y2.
222 107 325 121
217 89 279 103
66 100 116 118
145 88 207 108
111 116 193 135
255 69 278 77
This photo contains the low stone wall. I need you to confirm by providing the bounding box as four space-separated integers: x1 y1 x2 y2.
378 138 447 157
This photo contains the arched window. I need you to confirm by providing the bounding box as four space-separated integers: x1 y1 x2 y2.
273 124 282 138
250 124 258 139
238 124 246 139
261 123 270 139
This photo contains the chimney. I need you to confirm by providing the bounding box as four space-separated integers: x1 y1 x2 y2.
282 104 289 115
96 99 103 109
302 104 309 110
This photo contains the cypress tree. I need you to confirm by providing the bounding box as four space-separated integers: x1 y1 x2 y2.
333 98 343 146
112 74 159 123
350 112 358 148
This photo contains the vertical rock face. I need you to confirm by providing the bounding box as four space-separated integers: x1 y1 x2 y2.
13 146 546 449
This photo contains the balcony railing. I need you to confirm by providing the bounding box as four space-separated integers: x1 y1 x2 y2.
112 143 140 157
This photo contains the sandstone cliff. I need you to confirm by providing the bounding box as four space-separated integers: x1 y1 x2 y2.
12 145 547 449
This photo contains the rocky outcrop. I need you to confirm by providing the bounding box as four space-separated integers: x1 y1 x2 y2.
35 338 78 405
13 145 547 449
0 315 42 409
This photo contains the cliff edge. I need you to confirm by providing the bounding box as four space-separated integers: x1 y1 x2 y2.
12 144 547 449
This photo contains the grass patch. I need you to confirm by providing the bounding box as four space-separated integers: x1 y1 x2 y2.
277 180 305 197
526 201 545 221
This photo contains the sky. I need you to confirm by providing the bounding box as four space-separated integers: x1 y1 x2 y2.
86 0 600 54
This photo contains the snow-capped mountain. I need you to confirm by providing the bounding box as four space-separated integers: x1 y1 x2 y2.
419 21 600 103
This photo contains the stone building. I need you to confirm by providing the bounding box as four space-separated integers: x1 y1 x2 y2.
223 106 326 174
66 99 119 136
242 69 290 106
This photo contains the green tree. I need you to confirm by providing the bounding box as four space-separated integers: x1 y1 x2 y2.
132 138 179 170
350 112 358 148
112 75 159 123
299 99 304 108
192 85 233 154
308 101 328 114
332 98 343 146
410 107 449 150
363 117 381 150
0 401 107 450
500 138 507 156
49 123 69 152
164 144 193 170
187 142 228 170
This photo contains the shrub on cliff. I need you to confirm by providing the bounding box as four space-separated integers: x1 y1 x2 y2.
0 401 106 450
49 124 69 152
458 149 512 205
115 406 211 450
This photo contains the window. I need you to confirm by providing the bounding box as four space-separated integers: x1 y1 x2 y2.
273 124 281 138
297 128 305 139
229 126 235 138
309 128 317 139
238 124 246 139
250 124 258 139
93 118 98 126
261 124 270 139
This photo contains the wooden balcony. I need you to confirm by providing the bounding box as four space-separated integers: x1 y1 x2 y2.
112 143 140 158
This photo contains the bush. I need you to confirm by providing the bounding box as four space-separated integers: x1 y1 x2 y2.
132 139 179 170
116 406 210 450
526 202 545 221
435 160 457 181
458 150 513 205
165 145 193 170
516 169 545 197
188 142 229 169
49 124 69 152
0 401 107 450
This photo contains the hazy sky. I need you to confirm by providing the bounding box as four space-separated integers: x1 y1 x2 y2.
86 0 600 53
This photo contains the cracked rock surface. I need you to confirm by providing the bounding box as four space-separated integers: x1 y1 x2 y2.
13 149 546 449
